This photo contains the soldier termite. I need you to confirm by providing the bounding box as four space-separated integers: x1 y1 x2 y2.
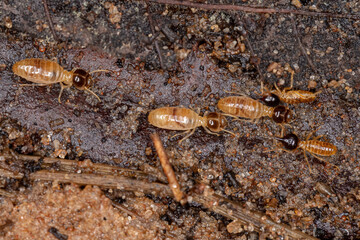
274 131 338 173
217 95 292 125
12 58 108 103
260 69 321 106
148 107 234 143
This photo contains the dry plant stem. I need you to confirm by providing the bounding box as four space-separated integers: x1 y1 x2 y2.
291 15 316 72
112 202 147 223
1 154 316 239
150 133 184 202
150 0 360 20
2 153 155 181
0 168 23 179
0 189 16 198
192 193 318 240
30 170 172 196
146 1 166 70
42 0 59 42
238 15 264 83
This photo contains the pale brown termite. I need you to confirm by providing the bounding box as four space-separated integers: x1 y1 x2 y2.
260 70 321 106
274 131 338 173
12 58 108 103
148 107 234 143
217 95 292 125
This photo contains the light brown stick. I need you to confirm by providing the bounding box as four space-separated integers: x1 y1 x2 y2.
30 170 172 196
150 132 184 202
150 0 360 20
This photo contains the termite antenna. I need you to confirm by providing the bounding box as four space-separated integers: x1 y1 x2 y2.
89 69 111 75
84 87 101 102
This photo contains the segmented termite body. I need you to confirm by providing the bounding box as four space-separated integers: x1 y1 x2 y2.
148 107 233 143
217 96 292 124
260 70 321 106
275 132 338 172
12 58 106 103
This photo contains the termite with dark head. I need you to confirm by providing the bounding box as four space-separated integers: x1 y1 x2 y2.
273 130 338 173
12 58 109 103
148 107 234 143
217 95 292 126
259 70 321 106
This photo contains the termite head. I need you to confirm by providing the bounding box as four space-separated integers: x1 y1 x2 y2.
274 133 299 150
272 106 292 123
261 93 280 107
72 69 93 90
206 112 227 132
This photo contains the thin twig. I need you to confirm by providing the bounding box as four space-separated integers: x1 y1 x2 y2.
192 188 318 240
146 1 166 70
0 167 23 179
150 0 360 20
236 15 264 83
112 202 147 222
2 153 158 181
1 152 317 239
290 15 316 72
30 170 172 196
42 0 59 42
150 133 184 202
0 189 16 198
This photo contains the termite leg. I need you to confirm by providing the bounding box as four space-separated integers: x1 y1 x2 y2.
273 82 282 95
58 82 70 103
305 127 322 141
221 113 240 121
309 152 340 171
202 126 220 136
312 135 325 141
302 150 313 174
19 83 53 87
283 69 295 91
178 128 196 144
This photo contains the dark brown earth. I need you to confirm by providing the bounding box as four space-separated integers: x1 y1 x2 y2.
0 0 359 239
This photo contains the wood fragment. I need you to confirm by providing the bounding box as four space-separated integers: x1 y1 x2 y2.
150 133 184 202
146 1 166 70
0 168 23 179
290 15 316 72
150 0 360 20
30 170 172 196
192 191 319 240
0 189 16 198
112 202 147 223
2 153 158 181
42 0 59 42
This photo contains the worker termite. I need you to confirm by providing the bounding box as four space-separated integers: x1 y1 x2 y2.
217 95 292 125
260 70 321 106
12 58 108 103
274 131 338 173
148 107 234 143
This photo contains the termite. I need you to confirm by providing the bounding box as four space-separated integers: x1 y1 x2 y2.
260 70 321 106
148 107 234 143
274 131 338 173
217 95 292 125
12 58 108 103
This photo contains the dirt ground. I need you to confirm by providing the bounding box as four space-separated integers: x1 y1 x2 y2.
0 0 359 239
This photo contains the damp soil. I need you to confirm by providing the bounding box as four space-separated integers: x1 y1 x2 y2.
0 0 359 239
